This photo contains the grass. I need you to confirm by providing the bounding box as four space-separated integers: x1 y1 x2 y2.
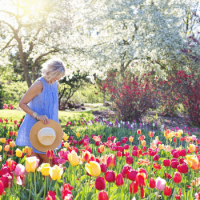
0 105 109 128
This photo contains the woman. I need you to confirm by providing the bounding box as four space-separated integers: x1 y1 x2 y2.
16 58 66 165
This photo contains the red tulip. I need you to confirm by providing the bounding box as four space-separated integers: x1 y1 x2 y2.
122 137 128 143
117 151 122 157
129 181 138 194
140 186 145 198
177 163 188 174
173 172 182 184
172 151 179 158
132 146 138 151
0 180 4 195
95 141 100 146
179 158 185 164
164 186 172 197
0 173 13 188
136 173 146 187
171 159 179 169
149 177 156 188
163 159 170 167
173 138 177 143
45 191 56 200
153 154 159 161
95 177 105 190
164 173 172 179
127 169 138 182
105 170 115 182
116 174 124 187
132 150 138 157
121 165 132 178
116 141 121 146
124 144 129 150
179 149 186 157
98 191 108 200
126 156 133 165
106 154 115 168
117 146 124 152
46 150 54 159
0 165 10 176
100 163 107 173
5 159 16 171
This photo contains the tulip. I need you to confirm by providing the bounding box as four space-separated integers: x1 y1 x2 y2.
9 141 15 148
153 154 159 161
116 174 124 187
141 140 146 147
82 151 91 162
177 163 188 174
105 170 115 182
100 163 107 173
14 164 25 176
122 137 128 143
124 144 129 150
156 177 166 191
121 165 132 178
45 191 56 200
136 173 146 187
116 141 121 146
137 129 141 135
149 177 156 188
68 150 80 166
171 159 179 169
127 169 138 182
49 165 63 180
4 145 10 152
38 163 51 176
173 172 181 184
16 148 23 158
0 138 6 143
98 145 105 153
0 180 4 195
129 181 138 194
46 150 54 159
132 150 138 157
189 144 196 152
0 165 10 176
129 136 134 143
179 149 186 157
163 159 170 167
164 186 172 197
106 154 115 167
185 155 200 170
116 151 122 157
85 161 101 177
0 173 13 188
149 132 154 137
95 177 105 190
126 156 133 165
5 159 17 171
25 156 39 173
98 191 108 200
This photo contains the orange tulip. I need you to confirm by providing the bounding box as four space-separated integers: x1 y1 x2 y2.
137 129 142 135
149 132 154 137
185 155 200 170
4 145 10 152
106 154 115 168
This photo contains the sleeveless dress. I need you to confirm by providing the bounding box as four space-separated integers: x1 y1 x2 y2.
16 77 61 154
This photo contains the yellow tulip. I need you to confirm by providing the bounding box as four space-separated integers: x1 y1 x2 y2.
49 165 63 180
64 142 69 148
0 138 6 143
38 163 50 176
68 150 80 166
129 136 134 143
16 148 23 158
0 145 2 152
25 156 39 172
141 140 146 147
158 144 164 150
189 144 196 152
85 161 101 177
63 134 69 141
185 155 199 170
76 132 81 138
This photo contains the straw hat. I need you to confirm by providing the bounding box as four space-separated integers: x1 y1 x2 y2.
30 119 63 152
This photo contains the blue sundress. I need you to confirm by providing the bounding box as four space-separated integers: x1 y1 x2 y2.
16 76 61 154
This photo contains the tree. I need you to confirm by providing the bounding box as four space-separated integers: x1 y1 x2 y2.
66 0 200 79
0 0 71 87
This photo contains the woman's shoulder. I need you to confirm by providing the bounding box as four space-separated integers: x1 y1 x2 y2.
31 78 43 93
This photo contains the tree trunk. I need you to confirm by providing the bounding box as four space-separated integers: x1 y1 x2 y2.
32 65 38 81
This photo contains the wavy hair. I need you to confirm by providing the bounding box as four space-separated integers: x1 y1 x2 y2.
41 59 66 81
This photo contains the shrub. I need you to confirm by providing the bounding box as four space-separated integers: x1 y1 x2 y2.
103 71 159 122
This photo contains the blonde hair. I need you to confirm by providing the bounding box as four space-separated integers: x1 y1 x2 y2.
41 59 66 81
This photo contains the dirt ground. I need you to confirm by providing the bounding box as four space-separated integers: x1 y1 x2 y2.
92 109 199 130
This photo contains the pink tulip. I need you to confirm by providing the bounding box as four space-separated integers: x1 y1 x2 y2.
14 164 25 176
156 177 166 191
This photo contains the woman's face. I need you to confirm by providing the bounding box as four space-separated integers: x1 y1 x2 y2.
49 75 62 84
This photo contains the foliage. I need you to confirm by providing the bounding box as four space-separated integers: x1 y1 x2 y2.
102 71 159 122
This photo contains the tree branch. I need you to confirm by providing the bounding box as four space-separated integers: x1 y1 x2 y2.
0 37 14 52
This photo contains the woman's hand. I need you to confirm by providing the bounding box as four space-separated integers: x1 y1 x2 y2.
37 115 49 124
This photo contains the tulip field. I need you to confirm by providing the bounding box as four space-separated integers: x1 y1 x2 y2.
0 117 200 200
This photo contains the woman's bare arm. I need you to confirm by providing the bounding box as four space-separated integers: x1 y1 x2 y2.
19 81 49 124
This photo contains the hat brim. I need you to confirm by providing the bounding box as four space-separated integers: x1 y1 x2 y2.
30 119 63 152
